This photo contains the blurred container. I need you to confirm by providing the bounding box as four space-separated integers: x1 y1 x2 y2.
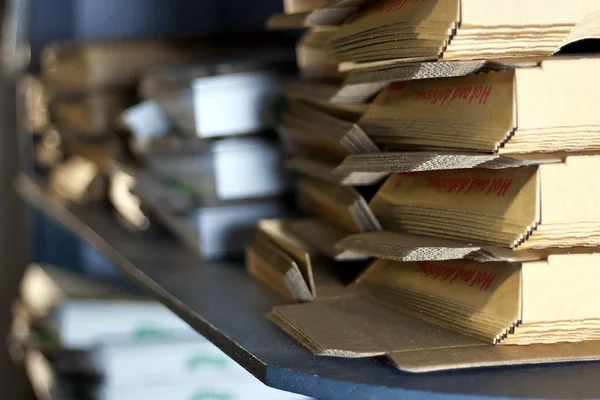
141 64 287 138
141 136 290 202
134 176 292 260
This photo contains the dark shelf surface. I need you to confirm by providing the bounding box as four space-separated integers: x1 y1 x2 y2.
17 174 600 400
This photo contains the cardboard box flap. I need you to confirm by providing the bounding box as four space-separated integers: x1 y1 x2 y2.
269 296 485 357
561 9 600 47
387 341 600 373
258 220 316 296
370 165 541 229
354 258 523 342
335 152 557 174
336 231 550 262
246 230 313 302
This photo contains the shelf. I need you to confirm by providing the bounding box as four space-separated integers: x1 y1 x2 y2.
17 173 600 400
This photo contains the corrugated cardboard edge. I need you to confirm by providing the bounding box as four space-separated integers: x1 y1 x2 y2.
387 341 600 373
335 152 560 175
287 153 558 186
344 60 488 85
336 232 550 262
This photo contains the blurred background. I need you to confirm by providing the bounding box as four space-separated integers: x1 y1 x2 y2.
0 0 306 398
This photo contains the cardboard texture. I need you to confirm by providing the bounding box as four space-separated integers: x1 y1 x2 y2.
246 219 352 302
278 99 378 164
360 58 600 154
335 231 554 263
269 296 485 357
287 152 556 186
369 156 600 249
297 178 381 233
331 0 600 64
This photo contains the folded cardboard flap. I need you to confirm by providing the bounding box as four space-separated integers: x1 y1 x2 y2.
366 156 600 249
354 254 600 344
387 341 600 373
269 296 485 357
369 164 540 236
258 219 315 294
354 258 522 343
246 230 313 302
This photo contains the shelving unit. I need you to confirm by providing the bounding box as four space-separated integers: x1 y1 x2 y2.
17 173 600 400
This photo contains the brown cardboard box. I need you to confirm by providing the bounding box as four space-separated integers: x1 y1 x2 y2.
368 156 600 249
331 0 600 63
359 58 600 154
